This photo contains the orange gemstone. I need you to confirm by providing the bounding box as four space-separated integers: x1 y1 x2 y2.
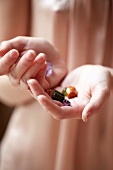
66 86 77 99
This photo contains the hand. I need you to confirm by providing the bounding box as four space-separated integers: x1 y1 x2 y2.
27 65 112 122
0 36 67 89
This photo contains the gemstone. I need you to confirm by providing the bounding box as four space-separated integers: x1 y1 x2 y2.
66 86 77 99
46 62 52 76
52 90 65 103
46 89 71 106
63 99 71 106
62 87 67 96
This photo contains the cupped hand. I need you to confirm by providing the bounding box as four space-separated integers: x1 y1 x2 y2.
0 36 67 89
27 65 112 122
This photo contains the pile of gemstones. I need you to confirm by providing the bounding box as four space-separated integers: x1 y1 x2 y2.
47 86 77 106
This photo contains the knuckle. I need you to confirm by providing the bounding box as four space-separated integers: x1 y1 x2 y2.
14 36 23 41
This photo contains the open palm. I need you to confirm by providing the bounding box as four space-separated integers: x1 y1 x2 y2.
27 65 112 121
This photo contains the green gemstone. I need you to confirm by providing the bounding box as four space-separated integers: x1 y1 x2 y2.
52 90 64 103
62 87 67 96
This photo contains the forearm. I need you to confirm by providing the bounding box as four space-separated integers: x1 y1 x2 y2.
0 76 34 107
0 0 31 106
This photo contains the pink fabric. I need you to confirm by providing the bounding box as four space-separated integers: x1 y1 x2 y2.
30 1 113 169
31 1 113 169
3 1 113 169
31 0 113 169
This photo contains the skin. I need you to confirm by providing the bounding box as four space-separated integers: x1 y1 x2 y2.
27 65 112 122
0 1 113 170
0 36 67 90
0 0 32 106
0 37 113 122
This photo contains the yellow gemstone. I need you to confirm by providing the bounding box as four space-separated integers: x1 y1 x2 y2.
62 87 67 96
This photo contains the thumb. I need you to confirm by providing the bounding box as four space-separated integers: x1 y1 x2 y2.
82 87 110 122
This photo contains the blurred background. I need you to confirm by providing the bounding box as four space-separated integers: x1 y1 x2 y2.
0 102 13 141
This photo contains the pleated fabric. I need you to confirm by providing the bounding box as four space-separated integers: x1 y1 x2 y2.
27 0 113 169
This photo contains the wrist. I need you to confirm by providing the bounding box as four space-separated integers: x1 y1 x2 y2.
104 66 113 92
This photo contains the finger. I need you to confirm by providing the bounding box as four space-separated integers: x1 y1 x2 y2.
20 53 46 88
27 79 62 104
36 63 47 84
0 36 47 56
0 49 19 75
9 50 37 86
37 95 83 120
38 95 64 119
27 79 64 119
27 79 51 99
35 62 49 89
27 79 63 106
0 36 28 56
82 87 110 122
27 79 83 120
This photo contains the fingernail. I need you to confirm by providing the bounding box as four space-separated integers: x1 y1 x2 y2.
84 112 91 122
10 50 19 59
83 117 88 122
27 80 32 87
26 51 36 61
35 56 45 64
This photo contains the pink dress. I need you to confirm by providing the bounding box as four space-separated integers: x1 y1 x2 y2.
30 1 113 169
1 0 113 170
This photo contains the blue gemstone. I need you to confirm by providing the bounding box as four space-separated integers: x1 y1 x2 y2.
46 62 53 76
